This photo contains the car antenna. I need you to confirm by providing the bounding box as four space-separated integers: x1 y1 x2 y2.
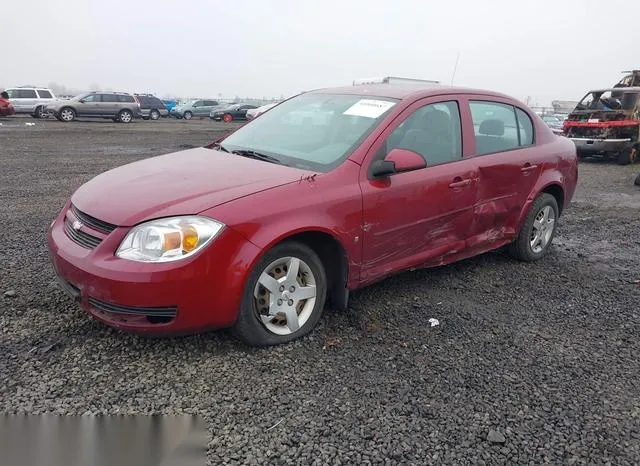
450 52 461 86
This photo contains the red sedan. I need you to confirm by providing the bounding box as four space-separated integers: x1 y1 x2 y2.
0 92 15 116
47 83 578 346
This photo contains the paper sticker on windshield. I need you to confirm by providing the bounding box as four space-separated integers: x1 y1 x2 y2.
343 99 396 118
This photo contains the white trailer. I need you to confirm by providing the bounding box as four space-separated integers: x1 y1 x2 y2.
352 76 441 86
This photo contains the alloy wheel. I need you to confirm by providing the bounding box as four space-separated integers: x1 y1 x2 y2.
60 108 74 122
253 256 317 335
530 205 556 253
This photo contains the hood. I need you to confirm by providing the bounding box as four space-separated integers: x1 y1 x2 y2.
71 147 311 226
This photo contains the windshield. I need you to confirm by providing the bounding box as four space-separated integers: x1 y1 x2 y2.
219 93 398 171
72 92 91 101
575 90 640 111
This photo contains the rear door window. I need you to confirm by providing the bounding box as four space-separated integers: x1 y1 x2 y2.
117 95 135 103
469 101 521 155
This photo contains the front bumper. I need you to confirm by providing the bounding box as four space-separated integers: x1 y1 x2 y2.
568 137 632 154
46 202 262 335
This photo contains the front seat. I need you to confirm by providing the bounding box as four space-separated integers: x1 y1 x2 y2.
398 109 453 165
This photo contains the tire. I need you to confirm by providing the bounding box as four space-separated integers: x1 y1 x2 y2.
233 241 327 347
635 172 640 186
617 148 632 165
59 107 76 122
117 109 133 123
149 109 160 120
223 113 233 122
508 193 559 262
183 111 192 120
34 106 48 119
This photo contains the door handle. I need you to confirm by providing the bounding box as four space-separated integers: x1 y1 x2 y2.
521 163 538 172
449 177 471 188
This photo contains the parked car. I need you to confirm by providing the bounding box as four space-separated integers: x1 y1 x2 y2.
162 99 178 113
4 86 56 118
135 94 169 120
0 91 15 116
541 115 564 134
45 91 142 123
246 102 278 120
170 99 219 119
210 103 259 122
47 82 578 346
563 86 640 164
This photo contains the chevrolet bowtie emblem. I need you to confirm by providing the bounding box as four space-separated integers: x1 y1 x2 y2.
72 220 82 230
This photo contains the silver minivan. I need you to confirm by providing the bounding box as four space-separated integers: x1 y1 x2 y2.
5 87 57 118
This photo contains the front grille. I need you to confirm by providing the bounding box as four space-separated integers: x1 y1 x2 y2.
88 297 177 318
64 218 102 249
71 205 117 234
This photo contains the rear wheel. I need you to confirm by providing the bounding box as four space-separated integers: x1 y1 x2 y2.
34 106 48 118
508 193 559 262
635 172 640 186
233 241 327 347
149 109 160 120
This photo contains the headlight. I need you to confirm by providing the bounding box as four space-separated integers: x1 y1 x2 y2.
115 216 224 263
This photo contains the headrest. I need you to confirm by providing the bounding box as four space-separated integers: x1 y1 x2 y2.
479 119 504 136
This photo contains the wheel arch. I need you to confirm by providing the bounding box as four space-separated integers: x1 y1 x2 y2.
250 228 352 311
540 182 565 215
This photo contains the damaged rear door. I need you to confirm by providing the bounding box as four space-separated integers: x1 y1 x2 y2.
463 98 543 248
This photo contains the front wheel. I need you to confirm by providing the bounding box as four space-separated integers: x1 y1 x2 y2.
223 113 233 122
617 147 633 165
118 109 133 123
508 193 559 262
634 172 640 186
59 107 76 122
183 111 192 120
233 241 327 347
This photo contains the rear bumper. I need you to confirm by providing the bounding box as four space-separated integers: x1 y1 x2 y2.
46 203 262 335
569 137 632 154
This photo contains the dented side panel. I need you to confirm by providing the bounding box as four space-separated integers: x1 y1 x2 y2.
466 148 545 249
359 160 477 284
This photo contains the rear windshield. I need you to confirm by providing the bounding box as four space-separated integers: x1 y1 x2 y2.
575 90 640 111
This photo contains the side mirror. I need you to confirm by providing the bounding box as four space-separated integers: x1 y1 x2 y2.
370 148 426 177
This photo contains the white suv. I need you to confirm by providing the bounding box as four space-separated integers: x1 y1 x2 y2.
5 87 57 118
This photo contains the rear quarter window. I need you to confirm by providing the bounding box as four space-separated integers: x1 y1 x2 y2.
515 108 534 146
37 90 53 98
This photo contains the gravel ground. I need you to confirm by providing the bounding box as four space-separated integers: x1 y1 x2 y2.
1 117 640 465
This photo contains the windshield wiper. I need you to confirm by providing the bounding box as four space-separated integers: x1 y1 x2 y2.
231 149 284 165
210 141 230 153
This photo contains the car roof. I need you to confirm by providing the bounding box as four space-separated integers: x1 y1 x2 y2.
306 83 518 102
585 86 640 93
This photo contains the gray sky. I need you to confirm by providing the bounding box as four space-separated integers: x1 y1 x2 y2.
4 0 639 105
